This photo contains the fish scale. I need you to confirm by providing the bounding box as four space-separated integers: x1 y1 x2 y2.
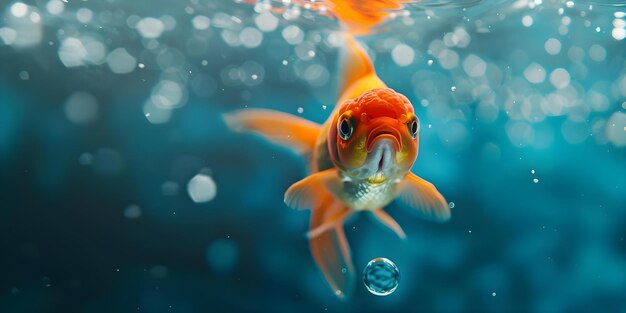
342 179 397 211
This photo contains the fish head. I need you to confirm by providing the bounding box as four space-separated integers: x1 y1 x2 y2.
328 87 419 183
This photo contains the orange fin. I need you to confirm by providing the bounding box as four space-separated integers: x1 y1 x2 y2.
338 34 386 101
284 169 343 211
328 0 409 35
340 34 375 93
285 169 355 298
370 209 406 239
223 109 321 155
307 205 351 239
395 172 451 222
309 194 355 299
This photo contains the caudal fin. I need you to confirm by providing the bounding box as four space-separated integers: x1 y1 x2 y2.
337 34 387 101
223 109 321 155
327 0 409 35
338 34 377 96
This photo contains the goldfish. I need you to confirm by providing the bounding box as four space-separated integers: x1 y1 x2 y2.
224 0 449 299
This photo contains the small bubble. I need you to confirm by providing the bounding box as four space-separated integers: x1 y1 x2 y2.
18 70 29 80
188 173 217 203
522 15 533 27
451 86 457 92
363 258 400 296
492 292 497 297
595 27 601 32
448 202 455 209
427 59 433 66
201 60 208 66
124 204 142 219
162 181 179 196
11 3 28 18
78 152 93 165
322 105 327 110
531 169 535 174
533 178 539 183
297 107 304 114
138 63 145 68
468 230 472 234
282 59 288 65
428 124 432 128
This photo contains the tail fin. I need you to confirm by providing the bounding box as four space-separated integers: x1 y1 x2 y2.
327 0 408 35
339 34 375 95
223 109 321 155
338 34 386 101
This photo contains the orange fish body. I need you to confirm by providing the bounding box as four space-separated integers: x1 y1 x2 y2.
224 0 448 299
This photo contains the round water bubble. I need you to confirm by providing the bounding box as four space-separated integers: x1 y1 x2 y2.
362 257 400 296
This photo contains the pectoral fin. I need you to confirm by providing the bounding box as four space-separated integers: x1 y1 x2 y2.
395 172 451 222
284 169 343 211
223 109 321 155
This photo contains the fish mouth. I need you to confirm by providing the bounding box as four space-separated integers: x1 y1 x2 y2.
365 137 398 183
368 171 387 184
366 122 402 153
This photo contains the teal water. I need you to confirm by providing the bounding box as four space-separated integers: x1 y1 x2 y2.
1 0 626 312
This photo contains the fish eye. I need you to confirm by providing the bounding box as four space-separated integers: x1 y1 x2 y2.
408 117 419 138
338 117 353 140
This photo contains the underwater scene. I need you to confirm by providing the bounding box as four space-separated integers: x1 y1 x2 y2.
1 0 626 312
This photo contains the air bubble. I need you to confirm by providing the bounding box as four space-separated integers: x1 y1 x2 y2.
362 258 400 296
